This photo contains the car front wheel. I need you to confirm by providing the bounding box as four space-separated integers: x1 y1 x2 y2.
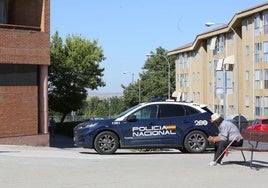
94 131 119 154
184 130 208 153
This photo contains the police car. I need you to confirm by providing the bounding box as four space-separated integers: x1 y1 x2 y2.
74 100 218 154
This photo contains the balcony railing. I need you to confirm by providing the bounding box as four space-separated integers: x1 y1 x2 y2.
0 23 40 31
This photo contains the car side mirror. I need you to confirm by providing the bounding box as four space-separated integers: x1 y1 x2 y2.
127 114 137 122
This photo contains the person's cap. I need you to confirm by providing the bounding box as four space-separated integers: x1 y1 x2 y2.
211 113 221 122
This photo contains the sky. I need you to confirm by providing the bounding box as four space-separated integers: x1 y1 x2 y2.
51 0 268 94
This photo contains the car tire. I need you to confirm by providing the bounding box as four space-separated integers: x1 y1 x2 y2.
184 130 208 153
94 131 119 154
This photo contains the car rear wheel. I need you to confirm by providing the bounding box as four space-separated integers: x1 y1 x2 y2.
94 131 119 154
184 130 207 153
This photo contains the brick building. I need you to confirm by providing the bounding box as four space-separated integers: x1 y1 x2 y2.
0 0 50 145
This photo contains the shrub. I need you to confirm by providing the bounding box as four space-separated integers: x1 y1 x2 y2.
54 121 81 137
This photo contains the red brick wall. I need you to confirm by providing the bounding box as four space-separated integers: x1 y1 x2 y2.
0 29 50 65
43 0 50 33
0 0 50 142
0 86 38 137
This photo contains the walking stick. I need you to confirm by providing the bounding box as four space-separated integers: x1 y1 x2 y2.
215 136 238 163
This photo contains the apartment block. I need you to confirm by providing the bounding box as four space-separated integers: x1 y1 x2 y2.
0 0 50 145
168 2 268 121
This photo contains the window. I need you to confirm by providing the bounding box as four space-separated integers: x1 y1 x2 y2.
216 59 223 71
209 37 223 55
183 105 200 115
133 105 158 119
264 11 268 34
179 54 183 68
264 97 268 117
215 71 224 99
252 119 260 125
219 35 225 54
179 54 188 69
255 70 262 89
0 64 38 86
264 41 268 62
255 96 262 116
213 37 219 55
159 104 200 118
0 0 7 23
254 14 261 36
223 56 234 71
210 37 216 50
228 32 234 44
214 105 224 116
183 54 188 68
245 96 249 107
254 43 262 62
159 104 185 117
0 0 42 30
263 118 268 124
226 71 233 94
265 69 268 89
243 19 249 31
180 73 188 88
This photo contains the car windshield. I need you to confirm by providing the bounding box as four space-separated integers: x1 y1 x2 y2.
252 119 259 125
115 103 143 118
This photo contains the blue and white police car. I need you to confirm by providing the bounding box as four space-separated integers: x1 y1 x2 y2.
74 100 218 154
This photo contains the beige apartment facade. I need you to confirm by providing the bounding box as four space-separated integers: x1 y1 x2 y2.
168 2 268 121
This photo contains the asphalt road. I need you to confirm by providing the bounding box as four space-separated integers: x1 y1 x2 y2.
0 134 267 188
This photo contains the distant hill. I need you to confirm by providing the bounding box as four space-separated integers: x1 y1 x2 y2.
87 92 123 100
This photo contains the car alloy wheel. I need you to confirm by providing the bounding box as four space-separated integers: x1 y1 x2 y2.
184 130 207 153
94 131 119 154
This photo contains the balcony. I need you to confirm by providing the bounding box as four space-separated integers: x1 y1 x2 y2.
0 23 40 31
0 0 43 31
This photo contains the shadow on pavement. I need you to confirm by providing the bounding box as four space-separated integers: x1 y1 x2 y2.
223 160 268 170
49 134 75 148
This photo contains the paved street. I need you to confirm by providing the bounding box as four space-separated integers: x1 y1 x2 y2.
0 135 267 188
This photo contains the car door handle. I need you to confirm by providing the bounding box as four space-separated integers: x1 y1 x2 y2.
148 122 154 126
182 120 189 123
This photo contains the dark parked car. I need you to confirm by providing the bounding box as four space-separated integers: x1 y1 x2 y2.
74 101 218 154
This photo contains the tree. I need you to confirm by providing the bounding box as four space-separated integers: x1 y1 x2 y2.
122 47 176 108
83 96 125 119
49 31 105 122
122 82 141 108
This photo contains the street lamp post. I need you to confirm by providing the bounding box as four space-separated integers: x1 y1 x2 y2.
146 52 171 99
205 22 240 128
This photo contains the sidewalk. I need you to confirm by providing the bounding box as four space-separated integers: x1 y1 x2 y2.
0 135 268 188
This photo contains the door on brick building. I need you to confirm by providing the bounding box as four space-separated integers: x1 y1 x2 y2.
0 0 8 24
